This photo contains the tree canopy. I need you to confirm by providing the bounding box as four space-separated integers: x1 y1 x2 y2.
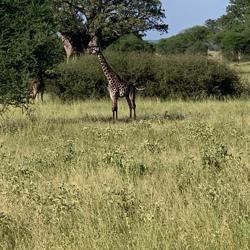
205 0 250 59
53 0 168 53
220 0 250 30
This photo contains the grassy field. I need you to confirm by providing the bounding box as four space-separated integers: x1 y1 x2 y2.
0 61 249 250
0 97 249 249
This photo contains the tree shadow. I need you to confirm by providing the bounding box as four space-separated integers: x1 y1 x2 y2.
140 111 186 122
0 111 186 133
44 111 186 125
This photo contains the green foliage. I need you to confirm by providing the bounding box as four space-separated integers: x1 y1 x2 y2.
222 0 250 31
217 31 250 60
205 19 221 33
206 0 250 33
54 0 168 50
106 34 155 53
205 0 250 60
156 26 210 55
0 0 63 110
151 54 242 99
157 34 189 54
48 53 243 100
48 56 106 100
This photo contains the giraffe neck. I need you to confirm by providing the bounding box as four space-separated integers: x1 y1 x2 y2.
97 52 119 85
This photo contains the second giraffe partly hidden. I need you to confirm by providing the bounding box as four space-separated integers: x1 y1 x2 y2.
89 46 144 120
31 78 45 103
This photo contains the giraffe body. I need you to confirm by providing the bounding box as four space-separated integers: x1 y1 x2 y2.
90 47 138 120
61 35 77 64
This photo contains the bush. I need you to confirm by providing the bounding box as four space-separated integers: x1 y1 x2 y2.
0 1 62 111
48 53 243 100
47 56 106 100
150 54 242 99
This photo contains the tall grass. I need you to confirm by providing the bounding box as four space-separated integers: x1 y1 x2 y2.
231 62 250 97
0 98 249 249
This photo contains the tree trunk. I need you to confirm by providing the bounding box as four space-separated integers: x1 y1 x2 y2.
60 30 91 63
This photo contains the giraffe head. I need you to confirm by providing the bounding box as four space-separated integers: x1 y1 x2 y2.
89 46 101 55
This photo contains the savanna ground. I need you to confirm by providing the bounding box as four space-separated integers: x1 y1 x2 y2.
0 63 250 249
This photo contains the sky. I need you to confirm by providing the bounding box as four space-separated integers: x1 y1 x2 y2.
146 0 229 40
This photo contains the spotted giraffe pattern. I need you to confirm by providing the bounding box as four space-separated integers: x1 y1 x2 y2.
31 78 45 103
61 35 76 64
90 47 137 120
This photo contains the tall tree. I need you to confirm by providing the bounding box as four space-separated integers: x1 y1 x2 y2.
223 0 250 30
205 0 250 59
0 0 62 110
53 0 168 55
205 19 221 33
206 0 250 31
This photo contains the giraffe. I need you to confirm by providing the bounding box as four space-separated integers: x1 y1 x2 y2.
30 78 45 103
89 46 144 120
61 35 76 64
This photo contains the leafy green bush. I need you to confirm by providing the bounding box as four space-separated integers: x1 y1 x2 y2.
0 1 62 111
48 56 106 100
48 53 243 100
150 54 242 99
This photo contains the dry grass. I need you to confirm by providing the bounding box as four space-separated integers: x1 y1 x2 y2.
0 97 249 249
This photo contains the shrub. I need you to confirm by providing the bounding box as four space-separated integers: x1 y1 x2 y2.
48 53 243 100
0 1 62 111
47 56 106 100
151 54 242 99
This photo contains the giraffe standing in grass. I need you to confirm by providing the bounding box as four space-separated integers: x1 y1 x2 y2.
89 46 144 120
31 78 45 103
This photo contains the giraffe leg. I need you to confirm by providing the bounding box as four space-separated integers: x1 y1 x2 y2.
132 100 136 119
33 92 37 104
129 87 136 119
112 97 118 121
115 99 118 120
41 90 44 102
126 96 132 119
